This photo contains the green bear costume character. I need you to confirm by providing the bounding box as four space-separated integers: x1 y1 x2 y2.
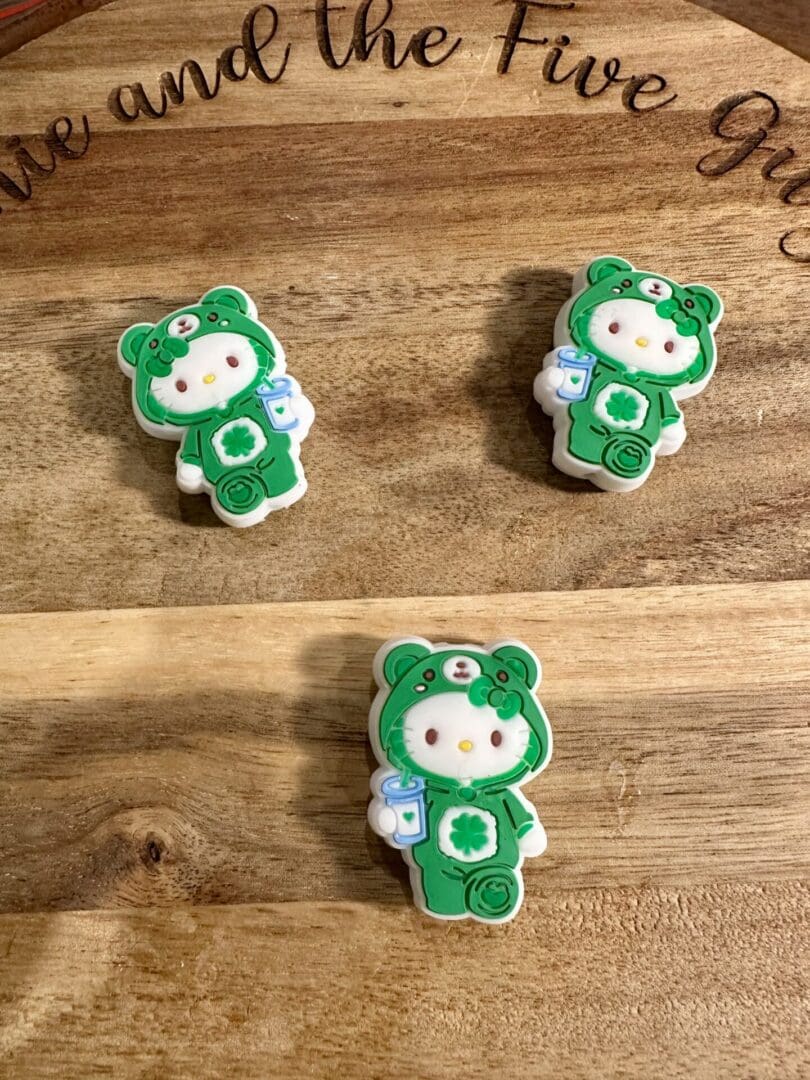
118 286 314 527
368 637 553 924
534 256 723 492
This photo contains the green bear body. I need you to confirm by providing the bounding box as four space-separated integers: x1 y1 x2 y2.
368 638 552 924
118 286 314 527
534 256 723 492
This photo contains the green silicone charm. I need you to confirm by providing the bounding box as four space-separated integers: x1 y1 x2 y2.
368 637 553 924
533 256 723 492
118 286 314 527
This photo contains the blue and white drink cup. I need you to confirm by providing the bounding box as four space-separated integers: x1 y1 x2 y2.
257 376 300 432
555 347 597 402
380 774 427 846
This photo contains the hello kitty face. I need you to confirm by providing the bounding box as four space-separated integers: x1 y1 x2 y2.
119 287 281 427
402 690 532 785
589 297 699 375
567 257 723 387
148 332 260 415
375 640 552 789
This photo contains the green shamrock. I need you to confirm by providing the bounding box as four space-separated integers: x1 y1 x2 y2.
221 424 257 458
468 676 521 719
449 813 489 856
605 390 640 423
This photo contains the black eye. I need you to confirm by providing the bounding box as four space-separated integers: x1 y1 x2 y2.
207 312 218 322
609 322 620 334
497 671 508 683
424 669 435 682
684 299 695 309
490 730 503 747
425 728 438 745
621 279 632 288
664 341 675 354
149 339 158 349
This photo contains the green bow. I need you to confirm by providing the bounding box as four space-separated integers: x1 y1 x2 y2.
468 676 521 719
146 334 190 377
655 298 700 338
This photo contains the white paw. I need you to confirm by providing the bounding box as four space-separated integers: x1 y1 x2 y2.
518 822 547 858
658 419 686 456
533 366 566 411
369 801 397 837
176 462 205 494
290 394 315 440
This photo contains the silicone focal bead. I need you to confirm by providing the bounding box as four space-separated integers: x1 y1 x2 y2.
534 256 723 492
118 287 314 527
368 637 552 924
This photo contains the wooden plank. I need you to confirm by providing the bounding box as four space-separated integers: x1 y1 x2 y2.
0 0 808 613
0 884 807 1078
0 581 807 914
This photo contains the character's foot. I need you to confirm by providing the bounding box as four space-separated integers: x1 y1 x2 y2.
601 433 653 484
464 865 522 923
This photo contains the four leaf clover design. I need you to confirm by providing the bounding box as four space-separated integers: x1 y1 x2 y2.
449 812 489 856
605 390 641 424
222 424 257 458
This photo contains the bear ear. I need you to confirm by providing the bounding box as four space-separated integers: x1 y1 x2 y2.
586 255 634 286
377 638 432 688
118 322 153 370
200 286 255 316
490 642 541 690
684 284 723 326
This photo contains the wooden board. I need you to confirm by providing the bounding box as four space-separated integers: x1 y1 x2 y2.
1 2 809 1075
1 580 808 912
0 580 808 1074
1 884 807 1078
0 0 808 614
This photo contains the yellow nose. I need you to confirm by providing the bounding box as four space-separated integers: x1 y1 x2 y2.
203 374 216 384
458 739 473 753
635 337 649 348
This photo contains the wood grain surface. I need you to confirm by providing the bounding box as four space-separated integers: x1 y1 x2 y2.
1 1 809 64
0 0 808 614
0 2 808 1076
1 581 808 913
0 580 808 1074
1 884 807 1078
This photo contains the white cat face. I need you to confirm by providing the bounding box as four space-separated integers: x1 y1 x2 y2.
402 692 531 784
589 298 699 375
149 333 260 415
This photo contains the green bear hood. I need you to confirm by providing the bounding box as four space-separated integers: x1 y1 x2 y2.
118 286 278 427
372 638 552 792
568 256 723 388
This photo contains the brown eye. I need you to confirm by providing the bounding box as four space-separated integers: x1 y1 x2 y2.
609 322 620 334
424 669 435 682
425 728 438 745
175 379 187 392
664 341 675 354
207 312 218 322
227 356 240 368
490 730 503 747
